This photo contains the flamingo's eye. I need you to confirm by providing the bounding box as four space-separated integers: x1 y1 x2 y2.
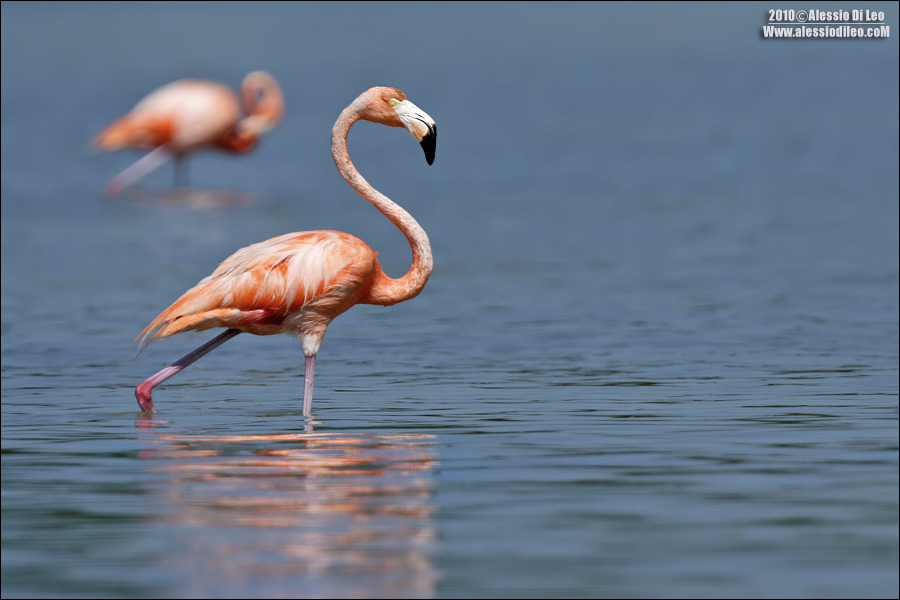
388 98 400 107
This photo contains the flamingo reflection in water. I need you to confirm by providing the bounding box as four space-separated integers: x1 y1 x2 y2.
138 425 438 598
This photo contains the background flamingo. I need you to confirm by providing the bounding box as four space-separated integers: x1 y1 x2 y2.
94 71 284 195
133 86 437 417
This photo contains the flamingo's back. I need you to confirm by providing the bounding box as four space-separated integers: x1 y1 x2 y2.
95 80 241 153
136 231 379 350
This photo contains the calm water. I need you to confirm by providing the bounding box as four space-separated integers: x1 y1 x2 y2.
2 2 898 598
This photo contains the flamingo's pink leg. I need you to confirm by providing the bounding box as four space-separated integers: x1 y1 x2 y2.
303 355 316 418
135 329 241 412
106 145 173 196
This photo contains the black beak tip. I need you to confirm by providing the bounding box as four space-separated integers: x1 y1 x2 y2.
420 127 436 166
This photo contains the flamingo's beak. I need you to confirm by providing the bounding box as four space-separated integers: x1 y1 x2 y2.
393 100 436 165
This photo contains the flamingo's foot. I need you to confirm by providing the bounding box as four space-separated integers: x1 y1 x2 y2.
135 382 157 413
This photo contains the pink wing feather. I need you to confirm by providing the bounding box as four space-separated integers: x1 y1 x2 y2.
136 231 377 351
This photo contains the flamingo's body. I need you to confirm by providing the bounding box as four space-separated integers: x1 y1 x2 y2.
134 86 437 417
95 72 284 195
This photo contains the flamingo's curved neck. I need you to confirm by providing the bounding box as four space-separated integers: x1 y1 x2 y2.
332 102 433 306
241 73 284 128
223 74 284 153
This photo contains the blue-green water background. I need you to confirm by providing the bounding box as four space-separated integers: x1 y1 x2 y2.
2 2 898 598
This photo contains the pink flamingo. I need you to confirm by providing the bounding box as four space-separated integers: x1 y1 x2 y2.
134 86 437 417
95 72 284 195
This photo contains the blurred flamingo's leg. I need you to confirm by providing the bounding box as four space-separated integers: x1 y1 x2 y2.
173 154 190 189
106 145 173 196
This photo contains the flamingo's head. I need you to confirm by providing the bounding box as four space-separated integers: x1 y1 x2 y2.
360 87 437 165
237 71 285 139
